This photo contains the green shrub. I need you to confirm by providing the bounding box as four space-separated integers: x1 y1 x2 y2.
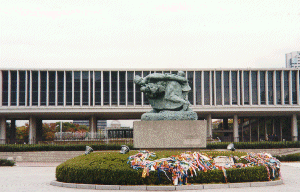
56 151 277 185
207 141 300 149
274 153 300 161
0 159 15 166
226 166 268 182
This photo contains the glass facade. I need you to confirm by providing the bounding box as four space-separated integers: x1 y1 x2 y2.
1 69 299 107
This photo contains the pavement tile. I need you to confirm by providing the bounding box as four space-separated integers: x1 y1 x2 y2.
50 180 63 187
95 185 120 190
62 182 77 188
229 182 250 188
77 183 96 189
146 185 176 191
120 185 147 190
175 184 204 190
250 181 267 187
203 183 229 189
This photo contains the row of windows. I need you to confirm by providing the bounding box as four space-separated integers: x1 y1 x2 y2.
1 70 299 107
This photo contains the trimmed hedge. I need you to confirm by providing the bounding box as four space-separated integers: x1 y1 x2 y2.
0 159 15 166
0 144 133 152
274 153 300 161
1 141 299 152
207 141 300 149
56 151 275 185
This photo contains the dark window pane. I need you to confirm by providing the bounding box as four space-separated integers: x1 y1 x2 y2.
195 71 202 105
58 71 64 106
90 71 93 106
142 71 150 105
48 71 56 106
268 71 273 104
284 71 289 104
40 71 47 106
216 71 221 105
276 71 281 104
32 71 38 106
292 71 297 104
119 71 126 105
2 71 8 106
204 71 210 105
95 72 101 105
251 71 258 105
66 71 72 105
187 71 194 105
127 71 134 105
212 72 214 105
232 71 237 105
82 71 89 105
103 71 110 105
19 71 26 106
244 71 249 105
27 71 30 106
224 71 229 105
135 71 142 105
10 71 17 106
111 71 118 105
74 71 80 105
260 71 266 105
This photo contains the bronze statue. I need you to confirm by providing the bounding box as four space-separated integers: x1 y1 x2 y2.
134 71 197 120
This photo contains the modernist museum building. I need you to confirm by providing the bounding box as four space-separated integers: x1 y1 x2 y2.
0 68 299 144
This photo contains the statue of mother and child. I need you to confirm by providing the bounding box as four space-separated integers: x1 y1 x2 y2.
134 71 198 121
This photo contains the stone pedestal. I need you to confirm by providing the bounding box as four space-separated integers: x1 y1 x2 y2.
133 120 207 148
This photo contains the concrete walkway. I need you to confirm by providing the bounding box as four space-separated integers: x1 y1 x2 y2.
0 162 298 192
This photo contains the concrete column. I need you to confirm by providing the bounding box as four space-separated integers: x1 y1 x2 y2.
29 116 37 144
291 114 298 141
9 120 16 144
206 114 212 139
233 115 239 142
0 117 6 144
89 116 97 139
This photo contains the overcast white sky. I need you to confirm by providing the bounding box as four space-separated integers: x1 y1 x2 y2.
1 0 300 70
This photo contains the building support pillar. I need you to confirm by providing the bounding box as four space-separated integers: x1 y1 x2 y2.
291 114 298 141
9 120 16 144
257 118 260 141
0 117 6 144
249 118 252 142
29 116 37 144
233 115 239 142
206 114 212 140
90 116 97 139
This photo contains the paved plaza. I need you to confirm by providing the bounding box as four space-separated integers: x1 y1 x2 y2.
0 162 299 192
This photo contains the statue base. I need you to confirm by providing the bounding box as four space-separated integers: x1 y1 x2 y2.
133 120 207 148
141 111 198 121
